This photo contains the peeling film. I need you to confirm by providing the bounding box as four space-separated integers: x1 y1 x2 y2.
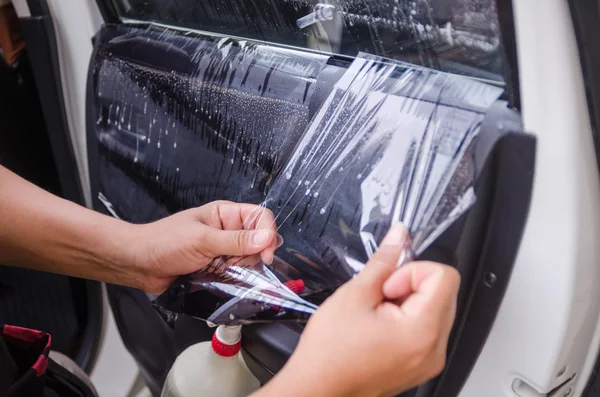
91 23 502 325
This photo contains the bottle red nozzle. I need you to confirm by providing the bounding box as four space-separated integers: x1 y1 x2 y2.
211 332 241 357
284 279 305 294
212 325 242 357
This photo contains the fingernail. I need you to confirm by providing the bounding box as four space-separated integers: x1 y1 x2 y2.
252 230 271 246
380 223 408 247
265 253 274 265
276 234 284 248
397 242 415 267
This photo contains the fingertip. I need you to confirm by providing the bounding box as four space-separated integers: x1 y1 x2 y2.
441 266 462 298
258 233 281 265
358 224 409 286
252 206 278 231
394 263 461 318
445 265 461 285
251 229 275 248
382 267 412 300
261 248 275 265
418 262 461 293
380 222 409 248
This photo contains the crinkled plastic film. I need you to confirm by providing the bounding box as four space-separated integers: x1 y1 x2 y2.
92 25 329 223
153 53 502 325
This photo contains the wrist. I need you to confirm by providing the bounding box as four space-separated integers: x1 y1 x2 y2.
89 216 146 290
114 222 149 290
111 222 173 293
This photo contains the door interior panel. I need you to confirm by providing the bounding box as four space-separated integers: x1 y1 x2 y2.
87 23 535 397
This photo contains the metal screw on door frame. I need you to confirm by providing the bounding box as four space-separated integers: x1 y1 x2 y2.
483 272 497 287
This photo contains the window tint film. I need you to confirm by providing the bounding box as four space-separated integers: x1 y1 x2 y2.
104 0 507 82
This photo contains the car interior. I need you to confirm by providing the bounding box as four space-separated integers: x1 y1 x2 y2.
0 30 104 375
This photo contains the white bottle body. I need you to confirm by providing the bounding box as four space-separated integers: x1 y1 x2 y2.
161 340 260 397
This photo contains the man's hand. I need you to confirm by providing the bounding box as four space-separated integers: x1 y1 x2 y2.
256 224 460 397
127 201 279 294
0 165 279 296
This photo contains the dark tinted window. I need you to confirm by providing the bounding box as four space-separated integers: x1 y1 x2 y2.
103 0 508 82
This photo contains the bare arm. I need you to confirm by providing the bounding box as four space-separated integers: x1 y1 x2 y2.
0 165 138 285
0 165 277 293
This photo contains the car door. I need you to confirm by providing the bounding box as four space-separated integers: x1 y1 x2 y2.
12 0 563 396
82 2 537 397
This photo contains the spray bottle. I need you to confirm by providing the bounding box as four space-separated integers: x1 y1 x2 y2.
161 324 259 397
161 279 305 397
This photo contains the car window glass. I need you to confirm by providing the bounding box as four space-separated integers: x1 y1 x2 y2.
103 0 507 83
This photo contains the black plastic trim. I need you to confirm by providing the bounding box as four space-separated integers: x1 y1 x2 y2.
86 31 107 223
19 6 104 373
19 16 84 205
430 132 536 397
93 0 119 24
72 280 104 374
26 0 49 16
242 323 302 383
241 348 274 384
497 0 521 110
106 285 178 396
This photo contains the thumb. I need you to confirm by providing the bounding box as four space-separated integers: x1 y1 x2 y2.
201 227 276 257
353 223 409 306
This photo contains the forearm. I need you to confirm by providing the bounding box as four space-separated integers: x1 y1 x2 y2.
0 166 138 286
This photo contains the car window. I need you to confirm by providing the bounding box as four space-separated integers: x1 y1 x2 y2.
100 0 509 84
